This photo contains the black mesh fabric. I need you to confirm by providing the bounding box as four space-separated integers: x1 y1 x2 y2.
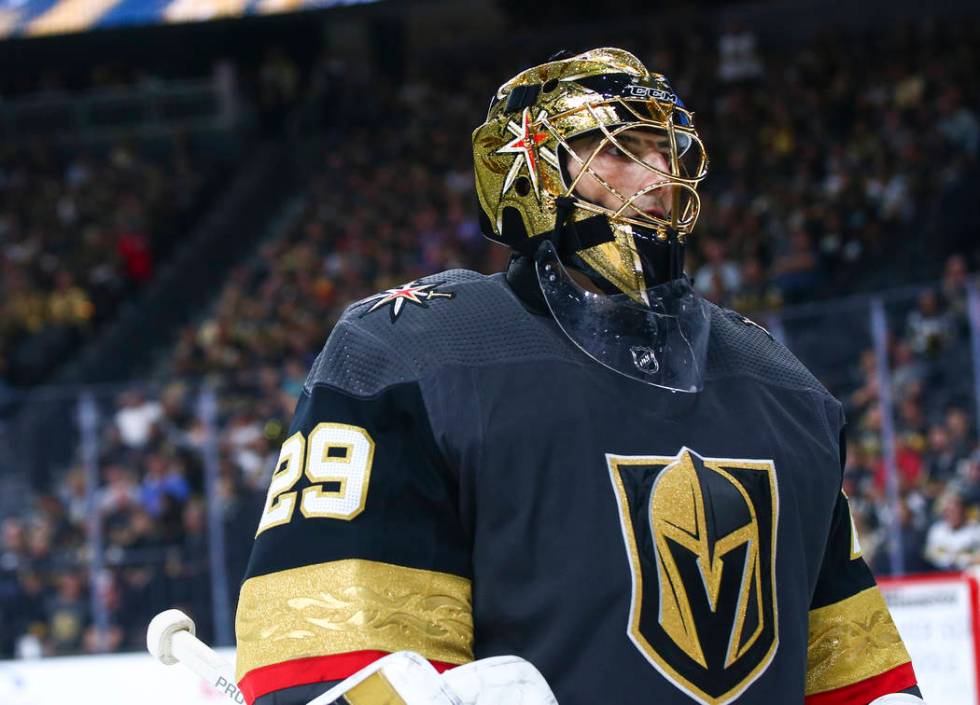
305 269 584 396
306 268 833 402
704 306 830 395
304 319 418 397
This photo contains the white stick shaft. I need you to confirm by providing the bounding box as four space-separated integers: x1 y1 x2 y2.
171 630 245 704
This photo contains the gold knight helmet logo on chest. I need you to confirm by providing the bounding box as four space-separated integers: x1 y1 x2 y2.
608 448 779 705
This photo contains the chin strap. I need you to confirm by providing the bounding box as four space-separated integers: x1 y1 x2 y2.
547 196 621 296
553 195 576 233
549 197 688 293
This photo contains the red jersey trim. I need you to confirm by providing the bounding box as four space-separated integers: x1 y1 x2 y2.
238 650 458 705
805 661 917 705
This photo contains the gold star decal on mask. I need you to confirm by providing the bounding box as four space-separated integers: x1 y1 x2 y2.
497 108 558 196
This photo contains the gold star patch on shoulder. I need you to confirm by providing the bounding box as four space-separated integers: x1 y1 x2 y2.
359 281 455 322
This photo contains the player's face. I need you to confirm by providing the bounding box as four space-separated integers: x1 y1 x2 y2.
565 129 674 219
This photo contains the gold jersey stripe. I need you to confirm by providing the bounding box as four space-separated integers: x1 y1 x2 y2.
345 671 408 705
806 586 912 695
235 559 473 681
25 0 121 36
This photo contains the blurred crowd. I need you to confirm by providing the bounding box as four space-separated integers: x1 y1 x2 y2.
682 21 979 308
840 252 980 575
0 17 978 659
0 381 276 657
0 137 225 388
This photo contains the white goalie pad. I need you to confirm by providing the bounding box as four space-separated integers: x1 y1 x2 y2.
303 652 558 705
442 656 558 705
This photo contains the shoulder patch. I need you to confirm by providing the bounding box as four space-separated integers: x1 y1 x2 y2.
732 311 773 340
356 280 456 323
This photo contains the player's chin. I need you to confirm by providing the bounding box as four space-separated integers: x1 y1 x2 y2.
632 205 670 221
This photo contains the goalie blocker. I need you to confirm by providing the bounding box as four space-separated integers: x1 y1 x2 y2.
309 652 558 705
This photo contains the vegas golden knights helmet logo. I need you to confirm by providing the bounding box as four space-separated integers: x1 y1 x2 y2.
608 447 779 705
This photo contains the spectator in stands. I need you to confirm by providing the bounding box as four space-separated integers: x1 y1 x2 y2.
770 229 823 303
25 517 54 568
956 453 980 511
162 498 213 645
114 390 163 449
115 225 154 288
924 491 980 571
937 87 979 158
58 467 89 534
35 493 78 553
694 237 741 303
98 464 141 548
924 424 962 489
139 453 190 530
8 571 48 657
850 508 882 570
1 271 47 342
891 341 927 405
896 396 927 442
729 256 782 313
941 253 971 326
46 270 94 328
0 518 25 574
906 289 954 358
45 572 89 655
872 498 931 575
83 623 123 655
945 407 975 460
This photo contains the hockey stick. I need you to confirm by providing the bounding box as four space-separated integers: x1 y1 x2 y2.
146 610 452 705
147 609 245 704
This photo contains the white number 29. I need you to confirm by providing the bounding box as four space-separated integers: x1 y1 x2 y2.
255 422 375 536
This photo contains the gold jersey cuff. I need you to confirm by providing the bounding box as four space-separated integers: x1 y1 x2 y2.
235 559 474 681
806 586 912 695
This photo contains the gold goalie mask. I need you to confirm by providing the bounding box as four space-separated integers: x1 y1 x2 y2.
473 48 711 391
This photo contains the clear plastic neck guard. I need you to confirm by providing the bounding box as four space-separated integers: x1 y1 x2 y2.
534 239 710 392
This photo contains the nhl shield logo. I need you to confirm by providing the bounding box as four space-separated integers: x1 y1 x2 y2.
607 447 779 705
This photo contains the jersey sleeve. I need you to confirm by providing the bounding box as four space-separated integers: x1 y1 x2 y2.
234 319 473 705
804 433 917 705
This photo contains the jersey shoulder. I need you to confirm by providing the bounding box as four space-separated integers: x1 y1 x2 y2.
305 268 578 396
705 302 833 399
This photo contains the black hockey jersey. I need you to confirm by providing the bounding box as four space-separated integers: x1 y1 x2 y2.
235 259 917 705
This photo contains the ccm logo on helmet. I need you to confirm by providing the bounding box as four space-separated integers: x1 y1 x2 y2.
623 83 677 102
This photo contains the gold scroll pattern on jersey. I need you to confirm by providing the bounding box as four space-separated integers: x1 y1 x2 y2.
235 559 473 681
805 586 912 696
